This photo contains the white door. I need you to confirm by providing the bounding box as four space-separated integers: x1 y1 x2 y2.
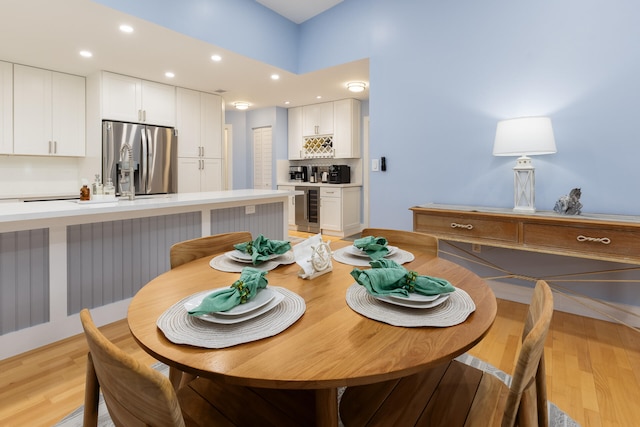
13 64 51 155
177 157 201 193
51 71 85 156
253 127 272 190
201 158 222 191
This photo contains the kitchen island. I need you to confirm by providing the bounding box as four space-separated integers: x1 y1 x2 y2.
0 189 296 359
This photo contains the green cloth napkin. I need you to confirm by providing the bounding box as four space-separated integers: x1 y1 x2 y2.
234 234 291 265
353 235 389 260
350 259 455 298
187 267 268 315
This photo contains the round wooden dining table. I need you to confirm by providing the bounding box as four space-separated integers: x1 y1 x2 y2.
127 239 497 427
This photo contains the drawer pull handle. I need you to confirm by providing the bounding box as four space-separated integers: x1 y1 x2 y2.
451 223 474 230
577 235 611 245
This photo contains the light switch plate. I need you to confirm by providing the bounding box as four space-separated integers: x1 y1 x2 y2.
372 159 379 171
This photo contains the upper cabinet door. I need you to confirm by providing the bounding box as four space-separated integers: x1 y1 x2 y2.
13 65 52 155
287 106 303 160
0 61 12 154
302 102 333 136
51 72 85 156
102 72 142 123
333 99 361 159
141 80 175 127
201 92 222 159
176 87 201 158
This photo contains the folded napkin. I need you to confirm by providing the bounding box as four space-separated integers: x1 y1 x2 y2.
187 267 268 315
234 234 291 265
350 259 455 298
353 235 389 260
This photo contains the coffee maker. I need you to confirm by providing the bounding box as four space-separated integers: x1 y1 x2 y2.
289 165 308 182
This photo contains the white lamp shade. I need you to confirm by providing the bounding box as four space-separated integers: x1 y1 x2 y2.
493 116 557 157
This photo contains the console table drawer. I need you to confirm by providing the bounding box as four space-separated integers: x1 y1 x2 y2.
523 223 639 259
414 213 518 244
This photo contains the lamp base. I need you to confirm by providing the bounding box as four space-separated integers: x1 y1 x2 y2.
513 157 536 213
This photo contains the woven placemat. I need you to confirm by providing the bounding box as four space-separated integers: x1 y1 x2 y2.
345 283 476 327
157 286 305 348
209 251 295 272
332 247 415 267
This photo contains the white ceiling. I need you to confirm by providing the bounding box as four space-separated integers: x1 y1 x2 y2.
256 0 344 24
0 0 368 111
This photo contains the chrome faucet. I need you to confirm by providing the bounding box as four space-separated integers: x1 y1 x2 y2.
119 143 135 200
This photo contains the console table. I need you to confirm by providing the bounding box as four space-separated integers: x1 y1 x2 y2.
411 204 640 265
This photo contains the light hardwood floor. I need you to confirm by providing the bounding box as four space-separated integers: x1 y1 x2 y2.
1 235 639 426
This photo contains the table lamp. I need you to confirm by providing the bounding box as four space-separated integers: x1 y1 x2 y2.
493 116 557 213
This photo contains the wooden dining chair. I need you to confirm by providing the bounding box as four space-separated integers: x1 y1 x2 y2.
81 308 315 427
168 231 253 388
339 280 553 427
80 308 230 427
169 231 253 269
360 227 438 256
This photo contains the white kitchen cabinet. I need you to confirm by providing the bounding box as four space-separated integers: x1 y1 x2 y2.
333 99 361 158
176 88 223 192
102 72 176 127
287 106 303 160
176 88 222 159
277 185 296 227
177 157 222 193
253 127 272 190
303 102 333 136
13 64 85 156
0 61 12 154
320 186 362 237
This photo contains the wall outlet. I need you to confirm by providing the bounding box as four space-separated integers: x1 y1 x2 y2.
372 158 379 171
245 205 256 214
472 244 481 253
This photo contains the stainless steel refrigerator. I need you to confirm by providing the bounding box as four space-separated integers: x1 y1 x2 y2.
102 121 178 196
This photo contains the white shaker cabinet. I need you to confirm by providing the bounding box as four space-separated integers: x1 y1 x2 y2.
277 185 297 227
320 186 362 237
333 99 361 158
13 64 85 156
303 102 333 136
0 61 12 154
287 106 303 160
102 72 176 127
178 157 222 193
176 87 223 192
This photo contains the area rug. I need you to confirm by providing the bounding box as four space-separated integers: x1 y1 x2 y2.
54 354 580 427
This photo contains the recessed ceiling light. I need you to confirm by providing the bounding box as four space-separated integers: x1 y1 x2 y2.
234 102 250 110
284 101 290 105
79 50 93 58
346 81 366 92
271 74 280 80
211 54 222 62
316 96 322 99
119 24 134 33
165 72 175 78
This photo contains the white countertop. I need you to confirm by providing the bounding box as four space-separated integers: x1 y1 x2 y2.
0 189 295 224
277 181 362 188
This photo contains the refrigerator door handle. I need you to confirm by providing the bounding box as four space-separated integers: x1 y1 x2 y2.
141 127 148 193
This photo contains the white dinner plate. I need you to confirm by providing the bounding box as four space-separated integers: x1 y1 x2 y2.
388 291 449 303
184 287 276 317
225 250 282 263
347 245 397 258
374 292 451 309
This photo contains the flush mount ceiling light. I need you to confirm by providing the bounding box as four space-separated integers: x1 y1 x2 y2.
234 102 250 110
347 81 366 92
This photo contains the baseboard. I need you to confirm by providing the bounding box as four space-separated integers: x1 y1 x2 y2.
488 280 640 328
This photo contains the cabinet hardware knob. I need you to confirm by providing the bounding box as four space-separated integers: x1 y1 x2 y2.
451 222 474 230
577 235 611 245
